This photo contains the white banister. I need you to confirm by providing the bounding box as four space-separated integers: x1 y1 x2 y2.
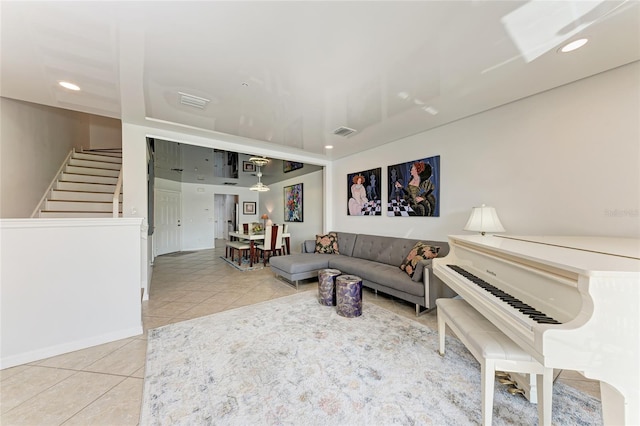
113 168 123 217
30 149 75 218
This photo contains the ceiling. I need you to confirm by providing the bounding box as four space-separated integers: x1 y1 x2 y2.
2 1 639 161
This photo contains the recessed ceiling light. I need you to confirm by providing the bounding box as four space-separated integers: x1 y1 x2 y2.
422 106 439 115
325 145 334 149
559 38 588 53
59 81 80 91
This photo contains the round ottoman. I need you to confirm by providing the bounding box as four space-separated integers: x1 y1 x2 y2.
318 269 341 306
335 274 363 317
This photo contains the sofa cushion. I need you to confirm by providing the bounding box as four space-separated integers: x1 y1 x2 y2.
352 234 420 267
335 232 357 257
315 232 339 254
269 253 332 274
328 256 424 297
303 240 316 253
400 242 440 278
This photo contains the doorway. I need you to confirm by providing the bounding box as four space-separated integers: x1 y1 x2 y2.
214 194 238 240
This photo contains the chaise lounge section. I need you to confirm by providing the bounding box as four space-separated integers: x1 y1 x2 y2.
269 231 457 314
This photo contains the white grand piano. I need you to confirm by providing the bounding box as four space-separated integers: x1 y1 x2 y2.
433 234 640 425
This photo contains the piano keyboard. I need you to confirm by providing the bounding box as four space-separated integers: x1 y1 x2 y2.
447 265 562 325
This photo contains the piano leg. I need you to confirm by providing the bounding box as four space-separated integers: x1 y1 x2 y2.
481 360 496 426
536 368 553 426
600 381 630 426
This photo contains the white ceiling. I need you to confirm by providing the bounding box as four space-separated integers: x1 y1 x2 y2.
2 1 639 160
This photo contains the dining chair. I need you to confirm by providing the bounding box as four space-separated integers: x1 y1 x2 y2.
256 224 283 266
226 240 252 266
237 223 250 243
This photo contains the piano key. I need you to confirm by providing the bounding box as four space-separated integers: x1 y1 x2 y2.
447 265 562 325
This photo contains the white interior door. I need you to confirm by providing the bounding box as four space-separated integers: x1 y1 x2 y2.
155 189 181 256
214 194 227 240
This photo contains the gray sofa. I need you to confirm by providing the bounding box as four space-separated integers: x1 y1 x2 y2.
269 232 456 314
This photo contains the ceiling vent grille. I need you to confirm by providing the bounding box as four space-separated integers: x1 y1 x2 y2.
223 182 237 185
179 92 210 109
333 126 357 137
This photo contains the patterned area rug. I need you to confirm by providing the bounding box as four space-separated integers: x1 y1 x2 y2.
219 255 264 271
140 292 602 425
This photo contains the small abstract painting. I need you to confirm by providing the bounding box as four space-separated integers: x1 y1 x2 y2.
387 155 440 217
243 201 256 215
284 183 303 222
283 161 303 173
347 167 382 216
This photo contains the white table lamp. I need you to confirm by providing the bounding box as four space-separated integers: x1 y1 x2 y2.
464 204 505 236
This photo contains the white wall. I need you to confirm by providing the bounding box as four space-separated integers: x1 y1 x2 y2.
259 169 324 253
331 62 640 241
0 218 144 368
0 98 89 218
89 115 122 150
182 182 259 250
154 177 260 251
153 170 324 254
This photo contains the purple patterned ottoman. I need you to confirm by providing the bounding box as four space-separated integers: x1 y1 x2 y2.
318 268 342 306
335 274 363 317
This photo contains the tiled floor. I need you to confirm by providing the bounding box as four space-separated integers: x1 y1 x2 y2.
1 241 600 425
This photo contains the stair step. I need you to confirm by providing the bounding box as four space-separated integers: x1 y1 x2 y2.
56 181 118 193
49 190 123 202
81 150 122 158
60 173 118 185
45 200 121 212
39 211 122 218
64 166 120 178
73 152 122 164
69 158 121 170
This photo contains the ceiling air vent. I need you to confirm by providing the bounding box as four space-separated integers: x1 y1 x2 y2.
179 92 210 109
223 182 237 186
333 126 357 137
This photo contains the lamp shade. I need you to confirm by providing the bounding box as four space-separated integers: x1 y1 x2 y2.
463 204 505 235
249 169 270 191
261 214 269 220
250 182 270 192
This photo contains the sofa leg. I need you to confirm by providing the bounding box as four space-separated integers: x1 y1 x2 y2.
273 274 300 290
415 304 432 317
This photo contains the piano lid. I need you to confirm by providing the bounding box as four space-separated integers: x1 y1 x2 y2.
498 235 640 260
448 235 640 276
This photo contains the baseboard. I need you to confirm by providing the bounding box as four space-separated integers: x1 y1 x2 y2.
0 325 143 370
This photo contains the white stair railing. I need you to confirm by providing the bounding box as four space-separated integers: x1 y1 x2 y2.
113 168 123 218
31 149 75 218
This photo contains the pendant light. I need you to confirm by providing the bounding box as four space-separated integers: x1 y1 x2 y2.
249 157 270 192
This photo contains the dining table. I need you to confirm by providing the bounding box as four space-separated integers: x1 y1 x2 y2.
228 230 292 261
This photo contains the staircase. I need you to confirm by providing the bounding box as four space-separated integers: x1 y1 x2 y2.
36 149 123 218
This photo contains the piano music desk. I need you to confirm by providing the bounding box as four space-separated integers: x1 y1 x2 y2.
436 298 553 426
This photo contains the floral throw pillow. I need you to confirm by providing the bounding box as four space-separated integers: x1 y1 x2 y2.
399 242 440 278
315 232 339 254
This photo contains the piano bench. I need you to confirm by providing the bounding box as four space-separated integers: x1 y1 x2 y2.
436 298 553 426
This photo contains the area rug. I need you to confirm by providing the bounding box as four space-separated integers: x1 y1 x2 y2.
140 292 602 425
219 255 264 272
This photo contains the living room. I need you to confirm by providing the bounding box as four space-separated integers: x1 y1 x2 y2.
1 1 638 424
